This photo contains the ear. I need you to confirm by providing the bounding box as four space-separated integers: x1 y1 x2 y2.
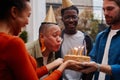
40 33 44 39
10 6 19 19
39 33 46 52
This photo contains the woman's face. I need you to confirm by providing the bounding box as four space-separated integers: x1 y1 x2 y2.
11 2 31 35
43 25 62 52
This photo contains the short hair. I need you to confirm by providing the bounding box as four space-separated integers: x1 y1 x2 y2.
113 0 120 7
105 0 120 7
39 23 58 36
61 5 79 16
0 0 30 21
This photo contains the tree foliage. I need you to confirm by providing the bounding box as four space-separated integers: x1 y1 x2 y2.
19 30 28 43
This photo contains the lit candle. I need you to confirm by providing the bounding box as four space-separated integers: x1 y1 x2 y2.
73 47 78 55
77 46 81 55
79 46 84 56
71 48 74 55
67 49 71 55
85 49 88 56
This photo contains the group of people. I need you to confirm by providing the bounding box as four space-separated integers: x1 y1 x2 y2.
0 0 82 80
0 0 120 80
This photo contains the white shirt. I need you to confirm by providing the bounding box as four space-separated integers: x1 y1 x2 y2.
62 31 85 80
98 29 119 80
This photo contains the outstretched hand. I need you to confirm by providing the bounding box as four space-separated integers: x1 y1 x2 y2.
64 60 84 71
46 58 63 71
53 58 64 66
78 61 98 74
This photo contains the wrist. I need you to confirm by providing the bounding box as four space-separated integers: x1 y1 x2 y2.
97 63 100 72
57 62 68 72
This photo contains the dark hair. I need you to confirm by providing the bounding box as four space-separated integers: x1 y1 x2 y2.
39 23 58 37
0 0 30 21
104 0 120 7
61 5 79 16
111 0 120 7
41 22 58 25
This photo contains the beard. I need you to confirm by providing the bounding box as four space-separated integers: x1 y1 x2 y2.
105 11 120 25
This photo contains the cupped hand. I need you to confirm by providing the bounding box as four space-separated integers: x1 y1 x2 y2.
53 58 64 66
64 60 84 71
78 61 98 74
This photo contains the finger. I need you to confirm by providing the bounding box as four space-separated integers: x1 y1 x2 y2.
79 67 94 74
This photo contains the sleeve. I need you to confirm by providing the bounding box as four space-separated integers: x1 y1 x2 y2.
111 64 120 79
36 66 48 78
84 34 93 55
6 37 38 80
43 70 62 80
89 32 102 62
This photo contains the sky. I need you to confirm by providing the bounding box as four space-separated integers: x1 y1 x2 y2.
93 0 103 20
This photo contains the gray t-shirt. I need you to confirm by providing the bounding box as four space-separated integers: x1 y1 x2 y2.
62 31 85 80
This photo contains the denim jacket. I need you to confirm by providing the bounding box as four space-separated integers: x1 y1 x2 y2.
90 27 120 80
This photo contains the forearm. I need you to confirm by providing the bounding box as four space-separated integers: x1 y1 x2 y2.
46 58 63 71
36 66 48 78
46 62 59 71
43 70 62 80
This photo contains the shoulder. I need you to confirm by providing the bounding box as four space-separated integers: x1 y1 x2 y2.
77 30 84 35
6 36 25 50
75 30 84 38
0 34 24 52
3 35 25 48
25 40 39 49
96 31 106 40
97 27 110 38
3 36 25 54
0 33 23 44
79 31 92 41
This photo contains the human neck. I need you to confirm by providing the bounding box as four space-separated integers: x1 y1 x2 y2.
64 29 77 34
42 49 50 57
0 22 11 34
111 22 120 30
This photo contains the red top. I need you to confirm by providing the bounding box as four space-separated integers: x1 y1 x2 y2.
0 33 62 80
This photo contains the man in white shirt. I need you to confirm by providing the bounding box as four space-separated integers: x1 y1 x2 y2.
55 0 93 80
79 0 120 80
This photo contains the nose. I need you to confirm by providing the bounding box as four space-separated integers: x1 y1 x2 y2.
57 37 62 43
25 17 30 25
69 17 74 21
26 19 29 25
104 9 109 16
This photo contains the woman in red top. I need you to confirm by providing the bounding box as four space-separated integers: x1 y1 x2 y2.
0 0 82 80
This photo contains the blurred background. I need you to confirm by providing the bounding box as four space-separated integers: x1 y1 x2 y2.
19 0 107 43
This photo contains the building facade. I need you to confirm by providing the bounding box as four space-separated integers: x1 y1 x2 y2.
26 0 46 42
46 0 93 14
26 0 103 42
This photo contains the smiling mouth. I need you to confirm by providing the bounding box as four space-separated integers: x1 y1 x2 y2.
106 18 112 22
68 24 75 27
